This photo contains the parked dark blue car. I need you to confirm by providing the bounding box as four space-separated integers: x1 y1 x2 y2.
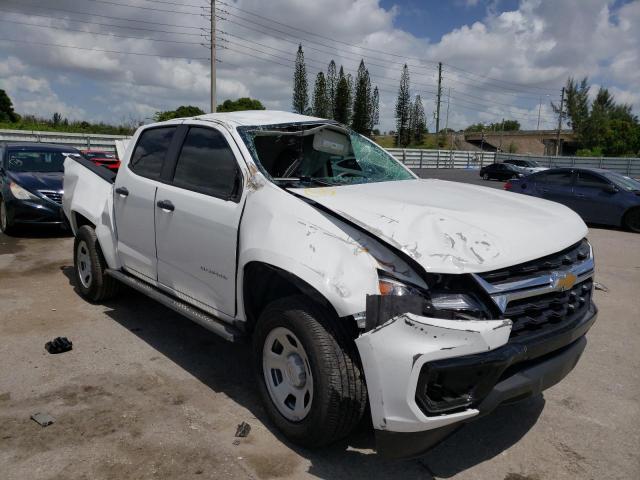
0 142 82 234
505 167 640 232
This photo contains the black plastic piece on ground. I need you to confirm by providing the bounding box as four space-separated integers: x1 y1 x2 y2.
235 421 251 438
45 337 73 354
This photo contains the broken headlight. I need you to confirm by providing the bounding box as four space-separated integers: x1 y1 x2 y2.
378 273 488 320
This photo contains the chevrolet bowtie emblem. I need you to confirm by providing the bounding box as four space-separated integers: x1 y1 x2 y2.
551 271 577 291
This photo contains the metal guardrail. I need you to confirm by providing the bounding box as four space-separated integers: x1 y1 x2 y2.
495 152 640 177
3 128 638 177
387 148 495 169
0 128 129 152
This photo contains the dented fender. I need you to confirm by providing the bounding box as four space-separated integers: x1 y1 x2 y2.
355 313 512 433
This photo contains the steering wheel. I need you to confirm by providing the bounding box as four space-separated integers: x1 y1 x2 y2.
335 170 368 179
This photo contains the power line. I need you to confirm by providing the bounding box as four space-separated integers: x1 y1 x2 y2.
79 0 205 17
216 0 558 94
215 9 439 75
0 17 207 45
0 37 211 61
7 0 204 30
0 7 205 37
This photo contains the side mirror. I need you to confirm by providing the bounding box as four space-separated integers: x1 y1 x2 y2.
603 184 618 194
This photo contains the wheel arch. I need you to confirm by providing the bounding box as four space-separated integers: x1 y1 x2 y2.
242 261 340 335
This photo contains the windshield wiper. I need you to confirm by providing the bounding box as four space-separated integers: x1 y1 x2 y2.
273 176 336 187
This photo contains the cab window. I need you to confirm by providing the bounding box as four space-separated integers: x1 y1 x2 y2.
130 127 177 180
172 127 240 200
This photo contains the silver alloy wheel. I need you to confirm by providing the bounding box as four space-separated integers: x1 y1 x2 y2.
0 201 7 231
262 326 314 422
76 240 93 288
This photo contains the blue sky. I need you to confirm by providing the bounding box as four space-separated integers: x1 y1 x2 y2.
1 0 639 131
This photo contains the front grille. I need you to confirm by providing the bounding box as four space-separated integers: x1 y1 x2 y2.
479 239 590 284
41 191 62 204
475 239 594 341
505 279 593 339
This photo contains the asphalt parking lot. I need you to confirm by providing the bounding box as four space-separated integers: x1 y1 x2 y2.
1 174 639 480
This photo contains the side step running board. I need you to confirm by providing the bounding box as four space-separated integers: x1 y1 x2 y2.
106 269 242 342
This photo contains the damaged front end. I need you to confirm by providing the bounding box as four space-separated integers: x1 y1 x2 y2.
356 268 596 458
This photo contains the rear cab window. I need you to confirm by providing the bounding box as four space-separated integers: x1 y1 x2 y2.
130 127 177 180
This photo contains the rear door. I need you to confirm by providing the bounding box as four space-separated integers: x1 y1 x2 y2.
573 170 623 224
534 170 576 207
154 124 245 317
114 126 179 282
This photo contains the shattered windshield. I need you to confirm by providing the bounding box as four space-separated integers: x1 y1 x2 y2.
238 123 415 187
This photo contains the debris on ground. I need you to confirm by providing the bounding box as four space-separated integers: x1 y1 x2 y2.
594 282 609 293
235 421 251 438
232 439 241 446
31 412 55 427
45 337 73 354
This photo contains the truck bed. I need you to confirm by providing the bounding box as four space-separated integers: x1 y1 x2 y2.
63 155 120 269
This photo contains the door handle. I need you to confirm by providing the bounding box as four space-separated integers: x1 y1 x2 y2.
156 199 175 212
115 186 129 197
575 193 586 198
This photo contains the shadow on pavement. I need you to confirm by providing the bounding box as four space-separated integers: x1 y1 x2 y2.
0 224 72 239
59 267 544 479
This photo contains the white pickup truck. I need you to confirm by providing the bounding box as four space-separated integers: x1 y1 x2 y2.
63 111 597 458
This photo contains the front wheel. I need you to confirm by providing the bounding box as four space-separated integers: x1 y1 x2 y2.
74 225 120 302
253 295 367 448
0 198 16 235
623 208 640 233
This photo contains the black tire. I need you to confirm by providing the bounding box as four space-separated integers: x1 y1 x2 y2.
0 198 17 235
623 207 640 233
73 225 120 302
482 173 490 180
253 295 367 448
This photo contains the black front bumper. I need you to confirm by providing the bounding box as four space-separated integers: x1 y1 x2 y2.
376 303 597 459
5 197 63 225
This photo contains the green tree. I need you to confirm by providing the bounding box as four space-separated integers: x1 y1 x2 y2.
351 60 372 134
292 44 308 114
326 60 337 120
368 86 379 134
410 95 426 144
395 64 411 147
0 89 18 122
154 105 205 121
501 120 520 131
312 72 329 118
334 67 350 125
562 77 590 137
217 97 265 112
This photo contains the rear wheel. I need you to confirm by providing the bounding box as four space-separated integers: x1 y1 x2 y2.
253 295 367 447
482 173 490 180
0 198 16 235
74 225 120 302
623 208 640 233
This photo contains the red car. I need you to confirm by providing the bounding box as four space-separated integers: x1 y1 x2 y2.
80 149 121 171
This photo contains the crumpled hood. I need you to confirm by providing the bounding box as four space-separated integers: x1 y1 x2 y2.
9 171 63 193
290 179 587 274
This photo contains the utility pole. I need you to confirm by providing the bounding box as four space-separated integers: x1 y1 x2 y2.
210 0 217 113
444 87 451 149
555 87 565 156
435 61 442 134
499 117 505 152
536 96 542 131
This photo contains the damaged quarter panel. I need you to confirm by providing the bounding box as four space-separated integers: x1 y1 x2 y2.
355 313 512 433
236 179 425 319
